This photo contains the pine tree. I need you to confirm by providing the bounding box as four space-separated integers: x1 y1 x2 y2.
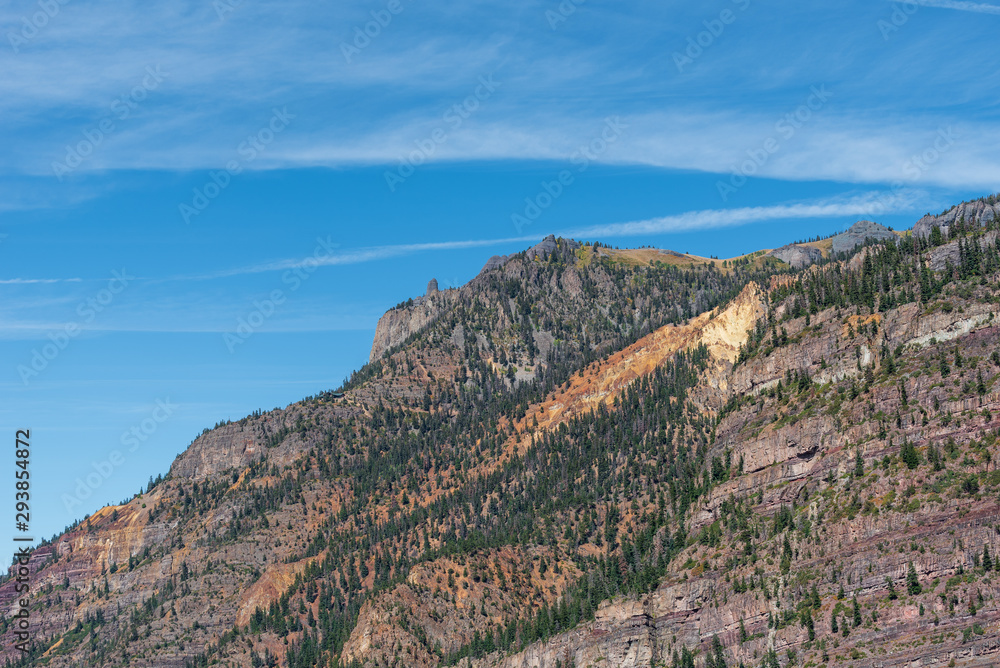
801 608 815 641
900 439 920 470
983 545 993 571
930 225 943 247
906 561 922 595
710 634 727 668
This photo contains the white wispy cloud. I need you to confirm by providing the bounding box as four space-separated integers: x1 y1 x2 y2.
566 190 926 238
30 110 996 192
173 191 926 282
269 112 1000 191
0 278 83 284
1 0 998 195
905 0 1000 13
175 236 542 281
0 317 374 338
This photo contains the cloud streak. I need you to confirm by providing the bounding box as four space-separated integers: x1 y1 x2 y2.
176 191 926 282
175 236 542 282
566 190 925 238
906 0 1000 13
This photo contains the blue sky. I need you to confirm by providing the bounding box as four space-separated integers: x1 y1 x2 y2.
2 0 999 555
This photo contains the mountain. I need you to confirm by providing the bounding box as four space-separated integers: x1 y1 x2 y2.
4 197 1000 668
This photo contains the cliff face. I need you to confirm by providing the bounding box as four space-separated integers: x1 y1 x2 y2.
168 402 361 480
369 289 458 362
6 200 1000 668
914 198 1000 238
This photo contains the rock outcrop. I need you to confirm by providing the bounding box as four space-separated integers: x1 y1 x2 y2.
928 230 999 271
525 234 580 261
831 220 897 254
766 243 822 268
480 254 509 274
476 235 582 278
913 198 1000 238
369 289 458 362
372 236 583 362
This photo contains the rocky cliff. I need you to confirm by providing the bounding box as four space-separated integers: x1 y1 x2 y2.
914 197 1000 239
369 288 458 362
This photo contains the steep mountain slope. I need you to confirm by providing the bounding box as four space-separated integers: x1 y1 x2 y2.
3 197 1000 668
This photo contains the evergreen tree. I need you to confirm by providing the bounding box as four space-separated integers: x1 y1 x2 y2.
801 608 815 641
906 561 923 596
710 634 727 668
900 440 920 470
